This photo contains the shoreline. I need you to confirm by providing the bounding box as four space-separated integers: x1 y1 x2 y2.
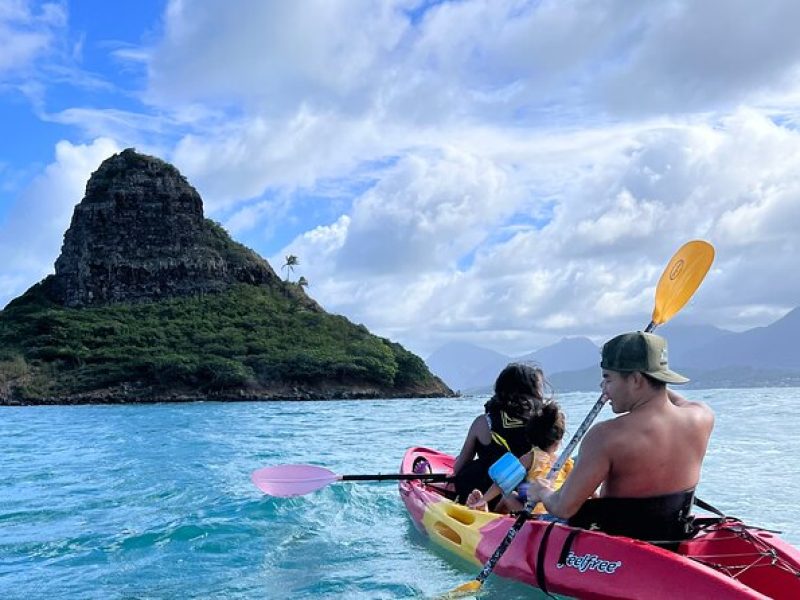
0 381 458 406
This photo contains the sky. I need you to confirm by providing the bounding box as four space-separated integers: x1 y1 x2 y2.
2 0 800 359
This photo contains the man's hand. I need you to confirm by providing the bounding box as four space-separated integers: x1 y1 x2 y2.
526 477 554 504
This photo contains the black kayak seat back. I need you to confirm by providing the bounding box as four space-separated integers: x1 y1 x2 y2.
567 488 696 543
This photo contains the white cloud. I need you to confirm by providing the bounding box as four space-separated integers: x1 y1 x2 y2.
335 147 519 274
600 0 800 114
149 0 409 113
272 109 800 355
138 1 800 224
148 1 800 124
5 1 800 356
169 108 392 213
0 0 66 76
0 138 120 307
44 107 170 141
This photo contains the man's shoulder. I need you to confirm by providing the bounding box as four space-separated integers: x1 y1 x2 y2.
587 412 650 448
687 399 715 429
584 418 624 446
681 398 715 420
668 395 715 436
670 390 713 413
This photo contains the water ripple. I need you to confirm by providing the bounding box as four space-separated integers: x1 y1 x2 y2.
0 391 798 599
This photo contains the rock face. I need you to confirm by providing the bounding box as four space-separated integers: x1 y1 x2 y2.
52 148 281 307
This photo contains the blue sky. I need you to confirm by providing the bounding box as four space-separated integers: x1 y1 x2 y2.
3 0 800 357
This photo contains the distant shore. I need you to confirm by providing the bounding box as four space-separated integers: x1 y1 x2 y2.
0 381 457 406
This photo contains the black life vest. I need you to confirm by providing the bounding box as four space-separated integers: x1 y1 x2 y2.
454 408 530 505
477 406 531 465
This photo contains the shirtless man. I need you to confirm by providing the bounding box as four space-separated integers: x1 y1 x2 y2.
526 331 715 540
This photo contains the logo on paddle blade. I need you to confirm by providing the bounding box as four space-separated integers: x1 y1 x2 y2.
669 259 685 281
557 551 622 574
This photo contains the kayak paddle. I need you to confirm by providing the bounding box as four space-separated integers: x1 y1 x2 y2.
441 239 715 599
252 463 451 497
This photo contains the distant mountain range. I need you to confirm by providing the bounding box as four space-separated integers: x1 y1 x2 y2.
426 336 600 393
424 342 510 392
426 307 800 392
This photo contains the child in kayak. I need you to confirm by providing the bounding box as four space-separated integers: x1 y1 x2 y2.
466 401 573 514
452 363 546 509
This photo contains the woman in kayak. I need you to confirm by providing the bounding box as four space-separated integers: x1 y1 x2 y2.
452 363 545 509
466 401 573 514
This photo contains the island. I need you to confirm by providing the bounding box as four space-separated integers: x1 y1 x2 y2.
0 149 453 405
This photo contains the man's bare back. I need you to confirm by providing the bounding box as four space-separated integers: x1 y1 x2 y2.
591 385 714 498
526 331 715 520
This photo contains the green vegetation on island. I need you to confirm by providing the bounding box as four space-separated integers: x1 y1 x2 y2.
0 279 440 403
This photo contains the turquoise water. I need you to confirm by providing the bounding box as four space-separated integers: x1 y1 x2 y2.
1 389 799 599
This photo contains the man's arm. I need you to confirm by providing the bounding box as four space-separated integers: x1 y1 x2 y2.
528 424 611 519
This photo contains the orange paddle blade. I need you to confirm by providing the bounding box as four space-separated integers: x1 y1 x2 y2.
651 240 714 326
437 580 482 599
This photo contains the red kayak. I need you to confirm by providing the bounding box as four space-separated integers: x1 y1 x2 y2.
399 447 800 599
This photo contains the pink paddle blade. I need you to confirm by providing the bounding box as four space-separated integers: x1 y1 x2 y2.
251 464 339 497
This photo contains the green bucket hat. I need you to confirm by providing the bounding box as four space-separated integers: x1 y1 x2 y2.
601 332 689 384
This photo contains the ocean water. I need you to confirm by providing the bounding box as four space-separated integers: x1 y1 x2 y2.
1 388 799 599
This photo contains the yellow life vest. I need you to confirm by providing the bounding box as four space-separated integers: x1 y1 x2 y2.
526 448 574 515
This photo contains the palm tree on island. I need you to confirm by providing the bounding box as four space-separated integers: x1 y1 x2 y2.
282 255 298 281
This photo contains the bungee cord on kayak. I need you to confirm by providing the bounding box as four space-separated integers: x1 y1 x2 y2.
684 518 800 581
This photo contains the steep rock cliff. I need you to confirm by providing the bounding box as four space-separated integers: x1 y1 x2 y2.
51 149 285 307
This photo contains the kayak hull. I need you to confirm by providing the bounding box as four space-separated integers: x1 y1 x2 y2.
399 447 800 600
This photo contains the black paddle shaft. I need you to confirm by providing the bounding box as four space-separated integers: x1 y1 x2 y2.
341 473 451 482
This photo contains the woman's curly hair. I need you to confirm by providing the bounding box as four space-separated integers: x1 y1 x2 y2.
484 362 550 420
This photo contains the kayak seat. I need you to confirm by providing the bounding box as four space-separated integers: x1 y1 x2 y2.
412 457 433 474
568 488 696 549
